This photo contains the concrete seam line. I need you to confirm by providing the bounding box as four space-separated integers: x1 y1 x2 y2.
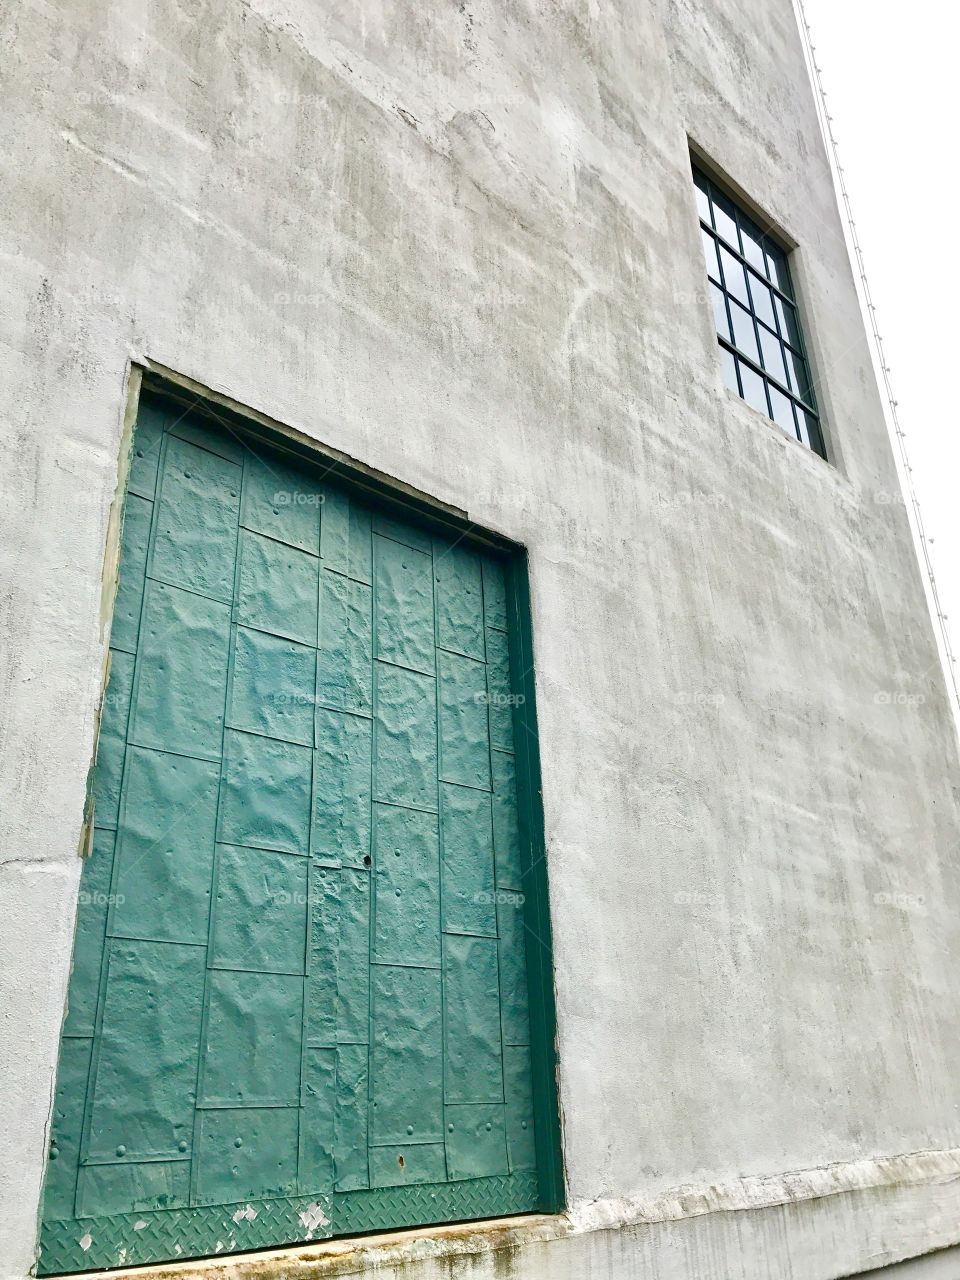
566 1147 960 1234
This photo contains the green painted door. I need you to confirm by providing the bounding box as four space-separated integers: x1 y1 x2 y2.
38 393 556 1274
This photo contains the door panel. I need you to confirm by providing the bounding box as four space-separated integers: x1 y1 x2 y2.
38 395 546 1273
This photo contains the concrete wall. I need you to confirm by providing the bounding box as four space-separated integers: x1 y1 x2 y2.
2 0 959 1276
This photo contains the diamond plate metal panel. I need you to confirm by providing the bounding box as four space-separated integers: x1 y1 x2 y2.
38 399 549 1273
330 1171 538 1237
38 1176 537 1274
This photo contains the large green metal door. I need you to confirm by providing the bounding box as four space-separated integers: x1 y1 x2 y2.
38 392 557 1273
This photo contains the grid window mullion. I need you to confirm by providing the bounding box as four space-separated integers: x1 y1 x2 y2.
694 164 826 460
713 234 741 375
718 340 818 423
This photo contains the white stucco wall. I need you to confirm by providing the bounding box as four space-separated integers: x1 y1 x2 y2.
2 0 959 1276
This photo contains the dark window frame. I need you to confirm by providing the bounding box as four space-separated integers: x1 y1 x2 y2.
694 165 827 460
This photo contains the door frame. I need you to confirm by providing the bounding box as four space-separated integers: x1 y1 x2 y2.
42 362 564 1272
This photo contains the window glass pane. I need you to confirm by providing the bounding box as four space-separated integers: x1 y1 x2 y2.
729 301 760 364
768 386 798 438
738 214 767 271
701 228 721 282
784 347 812 402
737 361 768 415
709 283 731 342
748 273 776 329
766 245 793 296
758 324 788 385
694 170 711 222
719 245 749 306
775 296 802 347
711 189 740 250
798 409 826 457
719 346 739 395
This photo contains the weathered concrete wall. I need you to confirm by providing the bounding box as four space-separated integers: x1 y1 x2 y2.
1 0 959 1276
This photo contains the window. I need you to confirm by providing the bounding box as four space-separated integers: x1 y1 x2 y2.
694 165 826 459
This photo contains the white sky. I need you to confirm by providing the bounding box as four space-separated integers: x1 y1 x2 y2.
798 0 960 713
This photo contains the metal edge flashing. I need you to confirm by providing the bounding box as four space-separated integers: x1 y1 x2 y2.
505 553 565 1214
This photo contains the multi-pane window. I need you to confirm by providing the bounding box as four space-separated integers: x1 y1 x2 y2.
694 165 826 459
